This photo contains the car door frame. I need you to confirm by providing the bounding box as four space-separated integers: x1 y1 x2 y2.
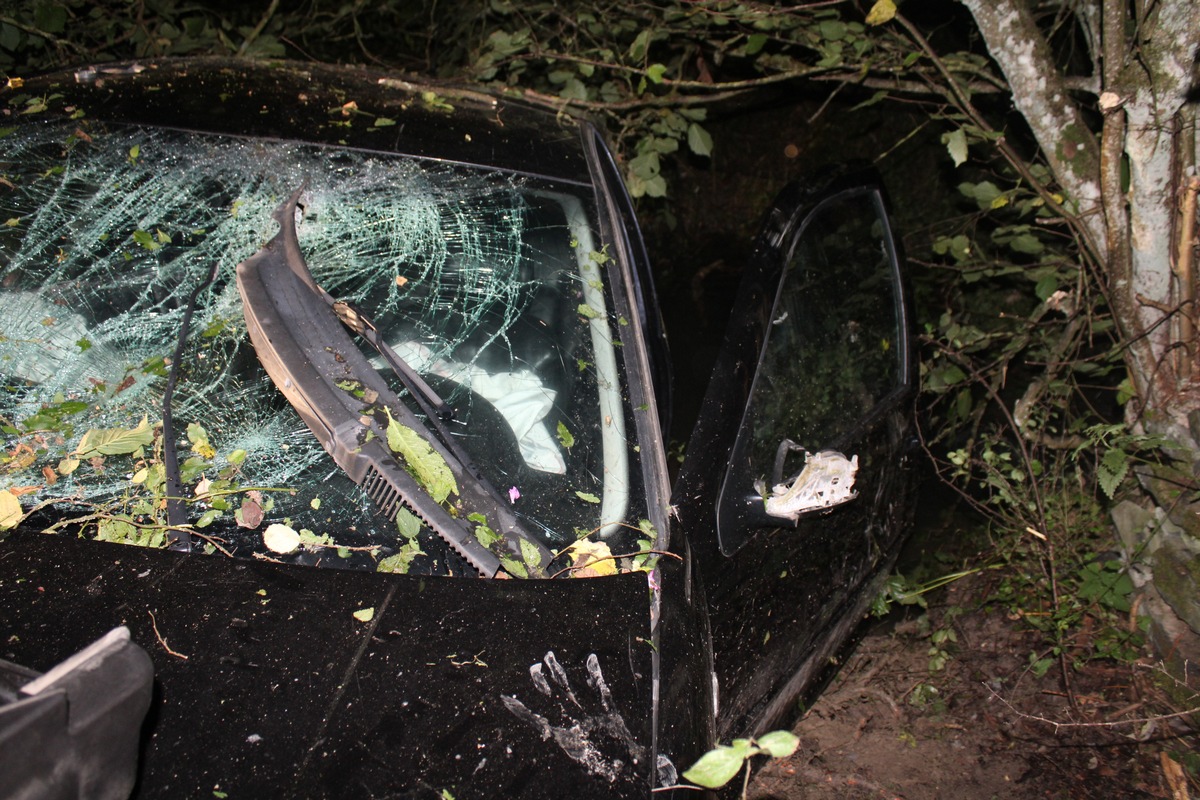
667 166 916 744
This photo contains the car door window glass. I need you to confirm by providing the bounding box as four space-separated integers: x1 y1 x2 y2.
717 189 902 553
756 191 901 454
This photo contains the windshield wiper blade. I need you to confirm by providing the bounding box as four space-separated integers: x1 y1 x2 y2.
236 187 553 577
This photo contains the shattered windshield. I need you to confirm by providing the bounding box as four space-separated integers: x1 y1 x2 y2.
0 121 647 577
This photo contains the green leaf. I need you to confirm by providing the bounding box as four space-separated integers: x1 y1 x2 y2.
818 20 847 41
519 538 544 572
34 1 68 33
1007 233 1045 255
385 409 457 504
628 29 653 61
744 33 768 55
942 129 968 167
474 520 502 548
396 507 422 539
756 730 800 758
1116 377 1135 405
556 421 575 450
958 180 1002 209
559 77 589 101
500 556 528 579
132 229 160 251
1098 448 1129 498
575 491 601 504
96 516 137 544
1034 275 1058 301
687 123 713 157
74 415 155 457
682 745 746 789
646 63 668 84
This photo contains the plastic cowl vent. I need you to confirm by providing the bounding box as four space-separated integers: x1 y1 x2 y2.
0 627 154 800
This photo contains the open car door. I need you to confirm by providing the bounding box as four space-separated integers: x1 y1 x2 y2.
672 167 916 740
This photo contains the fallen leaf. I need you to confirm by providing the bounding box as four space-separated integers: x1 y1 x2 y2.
0 490 23 530
74 415 154 457
237 497 264 529
353 607 375 622
565 539 616 577
263 523 301 553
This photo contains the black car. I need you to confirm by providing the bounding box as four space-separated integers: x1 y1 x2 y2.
0 58 915 799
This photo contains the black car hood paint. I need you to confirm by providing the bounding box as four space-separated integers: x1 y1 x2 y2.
0 530 656 799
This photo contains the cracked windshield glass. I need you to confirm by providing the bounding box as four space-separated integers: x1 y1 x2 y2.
0 121 647 577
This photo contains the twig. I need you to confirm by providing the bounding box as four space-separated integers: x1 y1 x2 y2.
1173 175 1198 380
237 0 281 57
148 610 188 660
984 683 1200 733
547 548 682 580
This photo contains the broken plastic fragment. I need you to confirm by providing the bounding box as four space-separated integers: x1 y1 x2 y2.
759 450 858 521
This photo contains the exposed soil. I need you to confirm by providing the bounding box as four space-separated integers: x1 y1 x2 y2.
745 567 1191 800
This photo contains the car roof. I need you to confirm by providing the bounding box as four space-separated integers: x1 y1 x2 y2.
10 57 594 185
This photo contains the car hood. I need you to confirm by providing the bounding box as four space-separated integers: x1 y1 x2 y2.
0 530 657 799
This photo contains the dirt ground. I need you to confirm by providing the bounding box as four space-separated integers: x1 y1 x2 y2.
744 569 1194 800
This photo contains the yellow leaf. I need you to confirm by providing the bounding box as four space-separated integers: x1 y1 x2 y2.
865 0 897 25
0 489 24 531
565 539 616 578
990 195 1010 209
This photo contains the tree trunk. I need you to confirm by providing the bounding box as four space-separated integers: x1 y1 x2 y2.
963 0 1200 684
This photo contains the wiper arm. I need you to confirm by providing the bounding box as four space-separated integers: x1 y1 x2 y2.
236 187 553 577
331 299 453 422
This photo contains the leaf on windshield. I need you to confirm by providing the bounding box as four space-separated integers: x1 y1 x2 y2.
395 507 422 539
556 421 574 450
520 538 544 576
0 489 23 531
378 541 424 574
574 490 600 504
263 522 301 553
564 539 616 578
187 422 216 459
74 415 154 458
384 409 457 504
236 496 264 529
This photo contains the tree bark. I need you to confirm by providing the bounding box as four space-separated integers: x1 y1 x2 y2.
963 0 1200 683
1119 0 1200 405
958 0 1106 253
